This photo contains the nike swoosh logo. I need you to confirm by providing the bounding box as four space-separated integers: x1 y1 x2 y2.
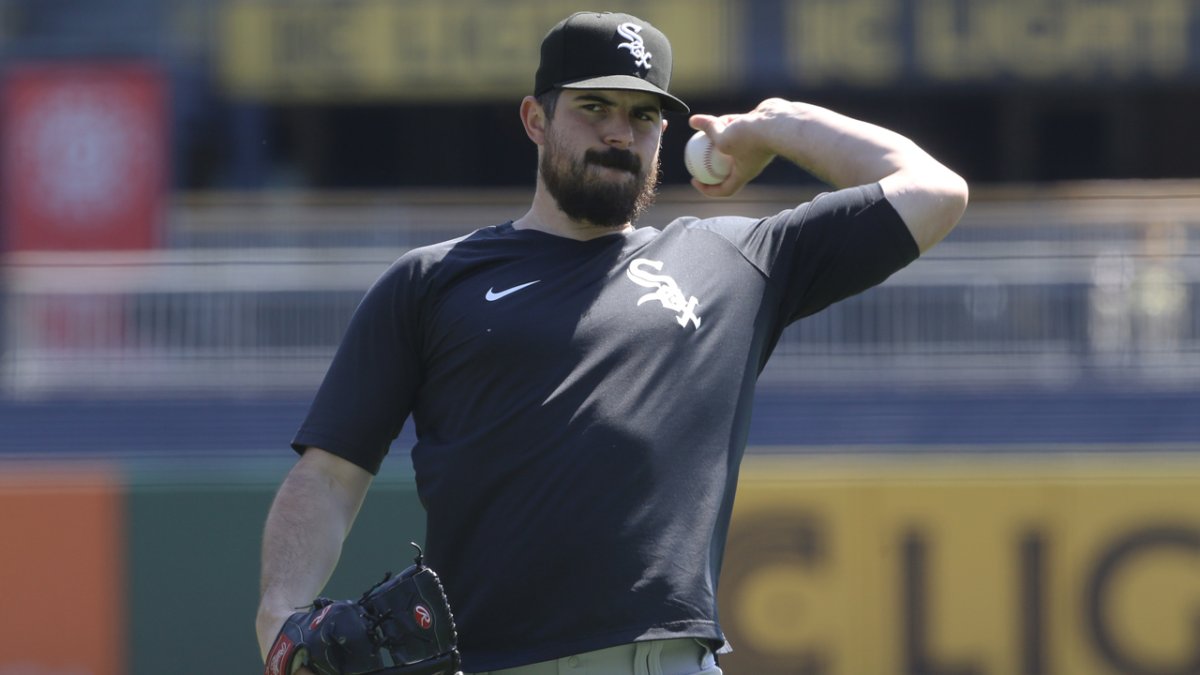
485 280 541 301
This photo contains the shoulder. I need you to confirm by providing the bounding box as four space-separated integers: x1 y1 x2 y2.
658 214 762 240
659 183 891 239
383 224 513 278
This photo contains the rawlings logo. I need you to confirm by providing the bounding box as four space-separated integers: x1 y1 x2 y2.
309 604 333 629
414 604 433 630
616 22 652 71
266 634 294 675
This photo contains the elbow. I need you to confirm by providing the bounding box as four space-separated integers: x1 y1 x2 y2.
914 169 969 253
949 170 970 214
880 164 970 253
942 170 970 232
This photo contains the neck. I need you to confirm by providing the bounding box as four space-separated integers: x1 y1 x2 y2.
512 186 633 241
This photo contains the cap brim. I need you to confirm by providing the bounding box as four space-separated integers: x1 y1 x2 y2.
557 75 690 114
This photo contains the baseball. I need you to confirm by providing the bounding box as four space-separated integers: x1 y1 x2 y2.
684 131 732 185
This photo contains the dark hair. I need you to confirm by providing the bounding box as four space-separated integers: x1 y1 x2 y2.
536 89 561 120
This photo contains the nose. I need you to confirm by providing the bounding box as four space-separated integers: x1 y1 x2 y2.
603 116 635 150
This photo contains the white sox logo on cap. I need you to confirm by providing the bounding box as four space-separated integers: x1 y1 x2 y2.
616 23 652 71
533 12 689 113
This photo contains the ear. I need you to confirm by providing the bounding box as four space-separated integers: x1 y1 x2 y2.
520 96 547 145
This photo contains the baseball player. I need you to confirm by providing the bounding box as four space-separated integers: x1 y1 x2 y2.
257 10 968 675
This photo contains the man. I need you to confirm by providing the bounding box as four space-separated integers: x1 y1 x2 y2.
257 10 968 675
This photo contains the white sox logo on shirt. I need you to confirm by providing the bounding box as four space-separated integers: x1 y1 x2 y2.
616 23 652 71
625 258 701 329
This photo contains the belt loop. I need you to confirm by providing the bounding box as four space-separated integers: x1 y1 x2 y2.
632 641 649 675
648 640 665 675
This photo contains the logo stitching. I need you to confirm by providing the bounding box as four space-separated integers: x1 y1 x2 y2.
265 634 294 675
309 604 333 629
625 258 701 329
414 604 433 630
616 23 652 71
485 280 540 302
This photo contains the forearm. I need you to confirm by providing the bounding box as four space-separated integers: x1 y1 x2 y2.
760 101 969 250
692 98 968 252
753 100 928 189
256 448 372 659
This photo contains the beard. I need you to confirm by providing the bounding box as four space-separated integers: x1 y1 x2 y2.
540 131 660 229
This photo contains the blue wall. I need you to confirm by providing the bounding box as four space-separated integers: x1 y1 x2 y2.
6 384 1198 457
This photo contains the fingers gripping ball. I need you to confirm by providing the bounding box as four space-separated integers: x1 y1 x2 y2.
684 131 733 185
266 544 461 675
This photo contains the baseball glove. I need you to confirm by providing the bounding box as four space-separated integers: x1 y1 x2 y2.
266 544 460 675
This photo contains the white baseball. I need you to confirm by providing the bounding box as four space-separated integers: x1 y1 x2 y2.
684 131 732 185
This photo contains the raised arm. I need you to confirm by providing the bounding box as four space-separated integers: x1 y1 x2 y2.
689 98 969 252
256 447 374 662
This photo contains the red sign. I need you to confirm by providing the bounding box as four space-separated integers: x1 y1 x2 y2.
1 62 167 251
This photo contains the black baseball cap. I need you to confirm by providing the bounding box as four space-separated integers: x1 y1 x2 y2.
534 11 690 114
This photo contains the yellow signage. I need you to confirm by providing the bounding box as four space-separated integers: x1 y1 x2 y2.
218 0 1200 99
786 0 1193 85
914 0 1190 82
218 0 736 101
720 453 1200 675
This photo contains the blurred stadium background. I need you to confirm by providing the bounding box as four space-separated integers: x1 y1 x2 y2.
2 1 1200 674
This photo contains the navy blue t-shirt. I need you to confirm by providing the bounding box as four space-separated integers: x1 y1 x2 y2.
293 183 919 671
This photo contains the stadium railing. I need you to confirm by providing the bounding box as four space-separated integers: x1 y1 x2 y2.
2 182 1198 397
